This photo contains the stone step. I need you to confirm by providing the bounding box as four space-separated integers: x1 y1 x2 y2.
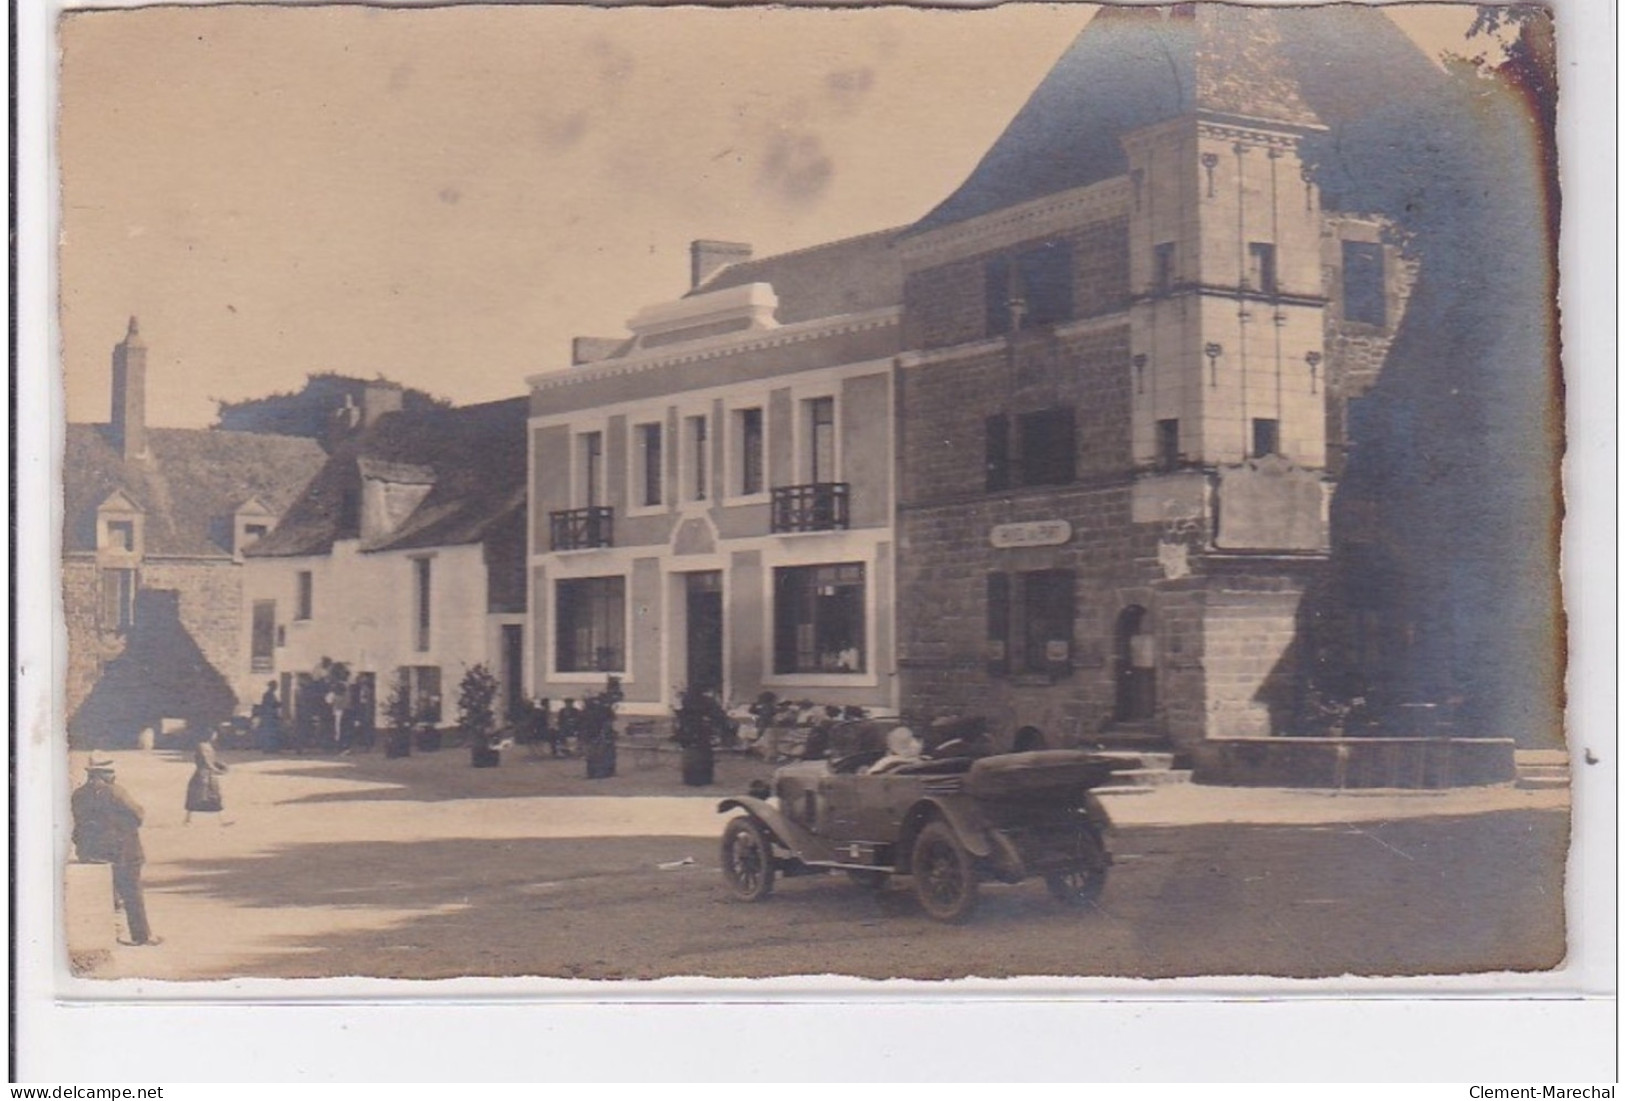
1100 767 1194 790
1516 774 1571 791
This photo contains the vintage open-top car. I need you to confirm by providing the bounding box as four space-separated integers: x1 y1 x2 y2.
717 731 1121 922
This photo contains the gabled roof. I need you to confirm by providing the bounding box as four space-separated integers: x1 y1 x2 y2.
247 396 528 558
63 425 327 557
685 226 904 326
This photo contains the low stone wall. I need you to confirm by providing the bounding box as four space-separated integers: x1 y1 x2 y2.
1191 736 1517 789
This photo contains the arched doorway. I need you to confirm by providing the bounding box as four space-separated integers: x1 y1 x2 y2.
1113 605 1156 723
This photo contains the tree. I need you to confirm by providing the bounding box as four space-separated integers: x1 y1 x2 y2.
213 372 450 442
457 664 500 746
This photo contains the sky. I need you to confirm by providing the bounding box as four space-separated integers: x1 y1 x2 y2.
57 2 1481 428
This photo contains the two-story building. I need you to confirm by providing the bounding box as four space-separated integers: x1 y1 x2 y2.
63 318 328 746
526 234 903 716
242 392 529 730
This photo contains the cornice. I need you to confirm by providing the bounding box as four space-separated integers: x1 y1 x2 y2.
897 310 1131 371
526 307 901 393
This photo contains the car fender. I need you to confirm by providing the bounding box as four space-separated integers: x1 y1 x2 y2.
716 796 817 855
1082 789 1114 831
898 796 995 866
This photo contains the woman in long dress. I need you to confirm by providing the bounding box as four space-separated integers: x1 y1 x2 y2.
184 726 230 825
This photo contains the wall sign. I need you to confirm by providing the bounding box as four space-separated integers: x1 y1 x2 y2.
989 520 1072 548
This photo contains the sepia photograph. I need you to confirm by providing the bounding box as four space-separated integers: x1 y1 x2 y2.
18 0 1614 1080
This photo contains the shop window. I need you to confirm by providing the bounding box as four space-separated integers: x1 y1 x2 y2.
1343 242 1386 326
987 569 1075 677
556 575 626 673
100 568 136 632
734 406 765 496
773 563 865 675
296 571 313 621
987 240 1075 336
634 422 663 508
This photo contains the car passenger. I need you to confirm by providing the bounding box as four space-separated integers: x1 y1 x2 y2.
866 726 923 774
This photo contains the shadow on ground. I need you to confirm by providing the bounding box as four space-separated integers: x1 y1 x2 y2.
260 746 777 804
150 814 1568 983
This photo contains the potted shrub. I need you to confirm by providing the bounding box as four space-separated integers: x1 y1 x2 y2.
460 664 501 768
383 678 413 758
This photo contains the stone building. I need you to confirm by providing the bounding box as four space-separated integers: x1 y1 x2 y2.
242 393 529 733
526 234 902 716
63 318 328 746
890 3 1559 772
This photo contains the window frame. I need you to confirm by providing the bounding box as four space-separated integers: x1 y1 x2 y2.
100 567 137 633
985 569 1075 680
553 574 629 677
726 401 770 503
250 600 276 673
1015 406 1078 487
295 570 314 621
1247 241 1278 295
794 391 841 487
1252 417 1281 459
412 555 433 653
628 418 666 515
770 561 868 677
681 412 710 503
573 426 608 508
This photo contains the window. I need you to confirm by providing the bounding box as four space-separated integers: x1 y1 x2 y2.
1153 242 1177 295
1252 418 1280 458
1156 418 1181 471
295 571 313 621
251 601 276 673
397 665 443 723
634 422 663 508
413 557 432 652
804 397 837 484
578 430 605 506
1248 242 1278 294
987 240 1075 336
100 568 136 631
1017 407 1077 486
1343 241 1386 326
684 414 709 501
105 520 135 552
987 570 1075 677
734 406 765 497
985 414 1012 491
243 524 268 543
556 576 626 673
774 563 866 675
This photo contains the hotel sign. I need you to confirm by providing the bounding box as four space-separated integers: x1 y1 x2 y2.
989 520 1072 548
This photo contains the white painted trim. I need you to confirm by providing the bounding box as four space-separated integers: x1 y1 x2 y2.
525 307 900 390
544 566 636 685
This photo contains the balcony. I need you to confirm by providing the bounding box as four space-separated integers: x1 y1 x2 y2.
770 482 850 534
550 505 614 551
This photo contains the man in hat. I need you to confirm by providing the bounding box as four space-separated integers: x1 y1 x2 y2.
70 756 159 946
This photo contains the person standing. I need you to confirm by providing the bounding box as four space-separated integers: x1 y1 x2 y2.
184 727 230 825
71 757 159 946
256 680 283 753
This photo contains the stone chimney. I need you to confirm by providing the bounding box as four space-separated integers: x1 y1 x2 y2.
690 240 752 290
359 380 404 427
110 316 148 459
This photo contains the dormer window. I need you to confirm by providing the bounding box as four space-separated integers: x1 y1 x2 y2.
106 520 135 552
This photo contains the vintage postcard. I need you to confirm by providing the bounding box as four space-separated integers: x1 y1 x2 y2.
20 0 1610 1080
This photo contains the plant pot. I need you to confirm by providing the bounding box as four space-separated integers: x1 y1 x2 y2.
681 744 715 787
385 729 413 758
415 727 442 752
471 743 500 768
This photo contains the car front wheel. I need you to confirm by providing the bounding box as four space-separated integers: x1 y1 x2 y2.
911 820 979 922
721 816 776 902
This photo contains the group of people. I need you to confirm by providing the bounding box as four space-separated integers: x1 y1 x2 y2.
252 662 380 756
512 678 623 779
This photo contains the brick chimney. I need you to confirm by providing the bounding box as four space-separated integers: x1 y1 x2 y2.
110 316 148 459
690 240 752 290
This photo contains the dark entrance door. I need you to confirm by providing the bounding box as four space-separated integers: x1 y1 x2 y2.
686 571 724 695
501 623 524 721
1113 605 1156 723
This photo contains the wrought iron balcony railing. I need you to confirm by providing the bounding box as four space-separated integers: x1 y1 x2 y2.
550 505 614 550
770 482 850 534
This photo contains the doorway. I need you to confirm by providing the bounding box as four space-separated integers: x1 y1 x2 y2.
501 624 524 722
1113 604 1157 723
685 571 724 696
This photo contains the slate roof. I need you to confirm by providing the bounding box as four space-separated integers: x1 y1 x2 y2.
247 396 529 558
912 4 1440 233
62 425 328 557
686 227 905 325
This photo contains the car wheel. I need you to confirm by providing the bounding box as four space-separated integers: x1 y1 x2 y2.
721 816 776 902
911 820 979 922
1045 866 1107 906
846 869 888 890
